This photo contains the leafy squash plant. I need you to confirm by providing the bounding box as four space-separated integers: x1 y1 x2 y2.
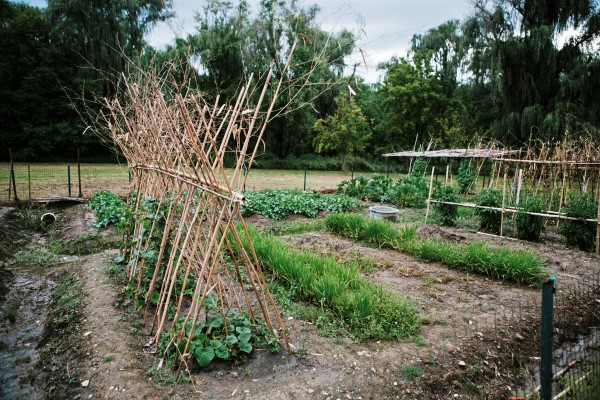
160 295 279 368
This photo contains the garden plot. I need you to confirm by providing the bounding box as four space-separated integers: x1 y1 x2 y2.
1 203 599 399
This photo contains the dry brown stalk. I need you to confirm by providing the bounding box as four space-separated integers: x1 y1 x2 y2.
97 40 333 373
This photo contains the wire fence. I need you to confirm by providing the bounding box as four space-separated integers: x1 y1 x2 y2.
447 271 600 399
1 163 130 202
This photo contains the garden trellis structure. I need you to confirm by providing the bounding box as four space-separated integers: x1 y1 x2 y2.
383 144 600 255
97 51 313 372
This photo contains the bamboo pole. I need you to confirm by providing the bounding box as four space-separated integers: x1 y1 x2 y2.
424 167 435 224
500 171 507 237
596 176 600 255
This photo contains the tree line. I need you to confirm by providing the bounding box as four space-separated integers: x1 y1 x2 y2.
1 0 599 164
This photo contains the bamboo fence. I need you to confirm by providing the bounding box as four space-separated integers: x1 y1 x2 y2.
422 139 600 253
99 57 301 371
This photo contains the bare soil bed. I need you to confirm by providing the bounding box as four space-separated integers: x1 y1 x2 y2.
1 205 598 399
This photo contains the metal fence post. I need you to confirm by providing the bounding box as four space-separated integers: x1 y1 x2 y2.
304 168 307 191
67 165 71 197
540 276 556 400
28 165 31 200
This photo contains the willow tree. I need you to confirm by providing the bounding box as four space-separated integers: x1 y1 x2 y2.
47 0 173 96
467 0 600 144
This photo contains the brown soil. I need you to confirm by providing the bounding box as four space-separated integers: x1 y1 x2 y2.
1 205 599 399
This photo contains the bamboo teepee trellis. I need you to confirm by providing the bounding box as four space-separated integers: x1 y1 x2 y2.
100 57 299 367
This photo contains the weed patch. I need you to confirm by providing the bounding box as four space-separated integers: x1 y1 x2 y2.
38 273 85 399
235 225 420 340
9 246 60 267
325 214 547 284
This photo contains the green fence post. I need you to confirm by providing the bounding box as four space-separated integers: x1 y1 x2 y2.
243 165 246 192
28 165 31 200
304 168 307 191
540 276 556 400
68 165 72 197
9 160 18 201
8 164 12 202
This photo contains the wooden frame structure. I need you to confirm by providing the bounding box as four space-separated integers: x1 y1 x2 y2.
386 142 600 254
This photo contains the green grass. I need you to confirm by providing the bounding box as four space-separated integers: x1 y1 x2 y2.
324 214 547 284
0 163 376 201
51 274 83 327
9 246 60 267
401 364 423 379
3 305 18 323
235 225 420 340
48 233 120 256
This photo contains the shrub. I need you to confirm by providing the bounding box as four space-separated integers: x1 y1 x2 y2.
432 185 460 226
337 174 392 202
476 188 502 234
337 159 430 208
457 160 476 194
516 196 545 242
389 173 430 208
560 193 598 251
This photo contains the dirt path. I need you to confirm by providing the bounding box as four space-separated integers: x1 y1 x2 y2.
76 250 163 400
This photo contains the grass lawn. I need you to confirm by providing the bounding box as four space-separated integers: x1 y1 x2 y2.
0 163 381 201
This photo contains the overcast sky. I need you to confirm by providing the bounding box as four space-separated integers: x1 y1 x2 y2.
23 0 473 82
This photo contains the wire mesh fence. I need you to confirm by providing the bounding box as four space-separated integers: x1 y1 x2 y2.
0 163 130 201
444 271 600 399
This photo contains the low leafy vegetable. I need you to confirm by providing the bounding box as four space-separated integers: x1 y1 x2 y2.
241 189 360 220
88 190 126 228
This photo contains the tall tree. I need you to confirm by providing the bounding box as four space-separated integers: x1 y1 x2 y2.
467 0 600 144
0 1 86 159
313 93 371 169
47 0 173 96
377 57 467 152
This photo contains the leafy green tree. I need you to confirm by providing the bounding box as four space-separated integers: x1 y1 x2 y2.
377 57 466 151
313 94 371 169
0 1 86 159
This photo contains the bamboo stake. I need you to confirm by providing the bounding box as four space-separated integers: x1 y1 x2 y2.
596 175 600 255
424 167 435 224
500 171 507 237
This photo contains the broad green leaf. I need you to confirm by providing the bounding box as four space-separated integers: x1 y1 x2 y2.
194 346 215 367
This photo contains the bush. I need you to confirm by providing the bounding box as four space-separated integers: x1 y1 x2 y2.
337 174 392 202
389 173 430 208
516 196 545 242
251 153 389 172
457 160 476 194
560 193 598 251
432 185 460 226
476 188 502 234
